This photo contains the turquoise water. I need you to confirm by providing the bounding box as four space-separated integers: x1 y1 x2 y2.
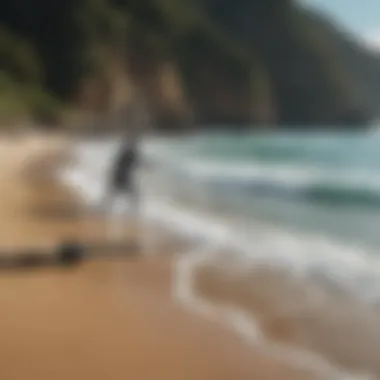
144 130 380 249
64 134 380 375
63 133 380 306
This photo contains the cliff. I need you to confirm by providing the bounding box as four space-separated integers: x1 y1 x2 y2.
1 0 379 129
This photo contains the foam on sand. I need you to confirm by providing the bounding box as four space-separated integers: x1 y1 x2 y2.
59 139 380 379
59 139 380 304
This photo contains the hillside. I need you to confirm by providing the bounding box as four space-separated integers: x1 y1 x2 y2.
0 0 379 129
305 10 380 121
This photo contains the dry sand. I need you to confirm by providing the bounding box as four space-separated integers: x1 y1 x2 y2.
0 135 377 380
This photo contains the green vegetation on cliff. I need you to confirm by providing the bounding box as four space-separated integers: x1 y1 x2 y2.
0 0 379 127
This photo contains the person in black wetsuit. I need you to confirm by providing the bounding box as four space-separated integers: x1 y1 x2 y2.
104 133 140 215
112 139 138 194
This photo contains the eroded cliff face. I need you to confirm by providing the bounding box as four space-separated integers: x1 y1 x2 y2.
115 0 373 129
120 11 277 129
66 0 379 130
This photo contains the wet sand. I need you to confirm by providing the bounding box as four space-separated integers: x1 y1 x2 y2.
193 256 380 377
0 135 376 380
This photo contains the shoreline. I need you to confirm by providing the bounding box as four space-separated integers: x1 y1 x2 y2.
0 135 333 380
63 136 380 378
0 134 379 379
64 136 380 378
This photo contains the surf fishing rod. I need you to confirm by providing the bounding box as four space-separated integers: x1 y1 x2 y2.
0 240 140 270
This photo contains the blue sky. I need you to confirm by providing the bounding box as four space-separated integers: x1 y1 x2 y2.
302 0 380 47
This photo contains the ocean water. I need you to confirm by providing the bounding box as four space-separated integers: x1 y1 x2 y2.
60 130 380 304
59 130 380 378
144 131 380 247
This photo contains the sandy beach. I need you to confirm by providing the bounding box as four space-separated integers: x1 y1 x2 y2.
0 134 379 380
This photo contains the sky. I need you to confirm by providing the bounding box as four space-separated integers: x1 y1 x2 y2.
301 0 380 49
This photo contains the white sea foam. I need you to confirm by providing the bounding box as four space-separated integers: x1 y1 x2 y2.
59 139 380 305
59 138 380 378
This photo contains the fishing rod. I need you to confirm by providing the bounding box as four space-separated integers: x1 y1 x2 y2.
0 240 139 270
